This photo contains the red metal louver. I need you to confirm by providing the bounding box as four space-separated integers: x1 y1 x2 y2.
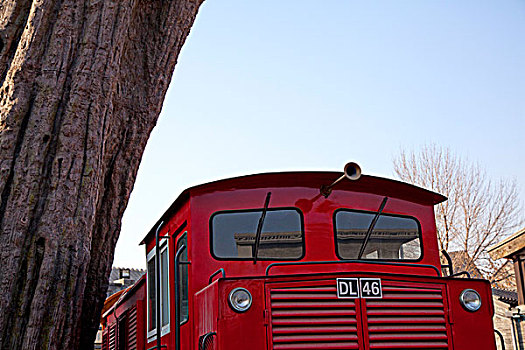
108 324 116 350
127 306 138 350
267 278 450 350
268 280 360 349
364 281 449 349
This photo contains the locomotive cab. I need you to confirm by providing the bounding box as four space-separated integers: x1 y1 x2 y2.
103 169 497 350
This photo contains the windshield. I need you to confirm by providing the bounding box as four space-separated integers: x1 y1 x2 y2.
334 209 422 260
211 208 304 260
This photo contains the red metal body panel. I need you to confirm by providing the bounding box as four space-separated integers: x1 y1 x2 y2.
101 172 496 350
194 281 219 349
446 278 496 349
216 279 268 350
189 184 441 290
102 277 146 350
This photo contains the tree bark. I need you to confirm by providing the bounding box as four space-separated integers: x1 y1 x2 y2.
0 0 203 349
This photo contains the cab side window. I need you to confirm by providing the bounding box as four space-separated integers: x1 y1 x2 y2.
176 232 189 324
146 240 170 340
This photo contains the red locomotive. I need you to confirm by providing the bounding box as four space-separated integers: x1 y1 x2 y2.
101 163 497 350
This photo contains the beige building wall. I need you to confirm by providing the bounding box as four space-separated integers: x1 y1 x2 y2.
493 297 515 349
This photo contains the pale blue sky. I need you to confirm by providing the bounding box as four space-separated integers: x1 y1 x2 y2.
114 1 525 268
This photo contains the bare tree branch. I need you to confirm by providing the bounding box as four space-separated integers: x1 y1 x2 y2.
393 144 523 289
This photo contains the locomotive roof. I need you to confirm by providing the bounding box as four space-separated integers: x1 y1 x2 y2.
140 171 446 245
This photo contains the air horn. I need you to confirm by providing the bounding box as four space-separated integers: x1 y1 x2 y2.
320 162 362 198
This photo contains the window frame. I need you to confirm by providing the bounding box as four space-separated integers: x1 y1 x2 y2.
159 241 170 335
176 231 189 326
333 208 424 262
146 239 171 342
146 248 156 340
209 207 306 261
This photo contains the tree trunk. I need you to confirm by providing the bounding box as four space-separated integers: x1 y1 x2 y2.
0 0 204 349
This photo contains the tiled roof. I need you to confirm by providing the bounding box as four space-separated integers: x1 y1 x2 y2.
492 288 518 307
109 267 145 282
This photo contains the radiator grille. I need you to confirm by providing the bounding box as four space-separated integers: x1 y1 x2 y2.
269 282 359 350
268 279 450 350
365 283 449 349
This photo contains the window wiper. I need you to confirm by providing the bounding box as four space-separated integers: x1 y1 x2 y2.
253 192 272 264
357 197 388 259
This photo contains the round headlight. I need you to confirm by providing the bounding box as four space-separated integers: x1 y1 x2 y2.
460 289 482 312
229 288 252 312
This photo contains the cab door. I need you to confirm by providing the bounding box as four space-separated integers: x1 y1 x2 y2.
174 231 191 349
